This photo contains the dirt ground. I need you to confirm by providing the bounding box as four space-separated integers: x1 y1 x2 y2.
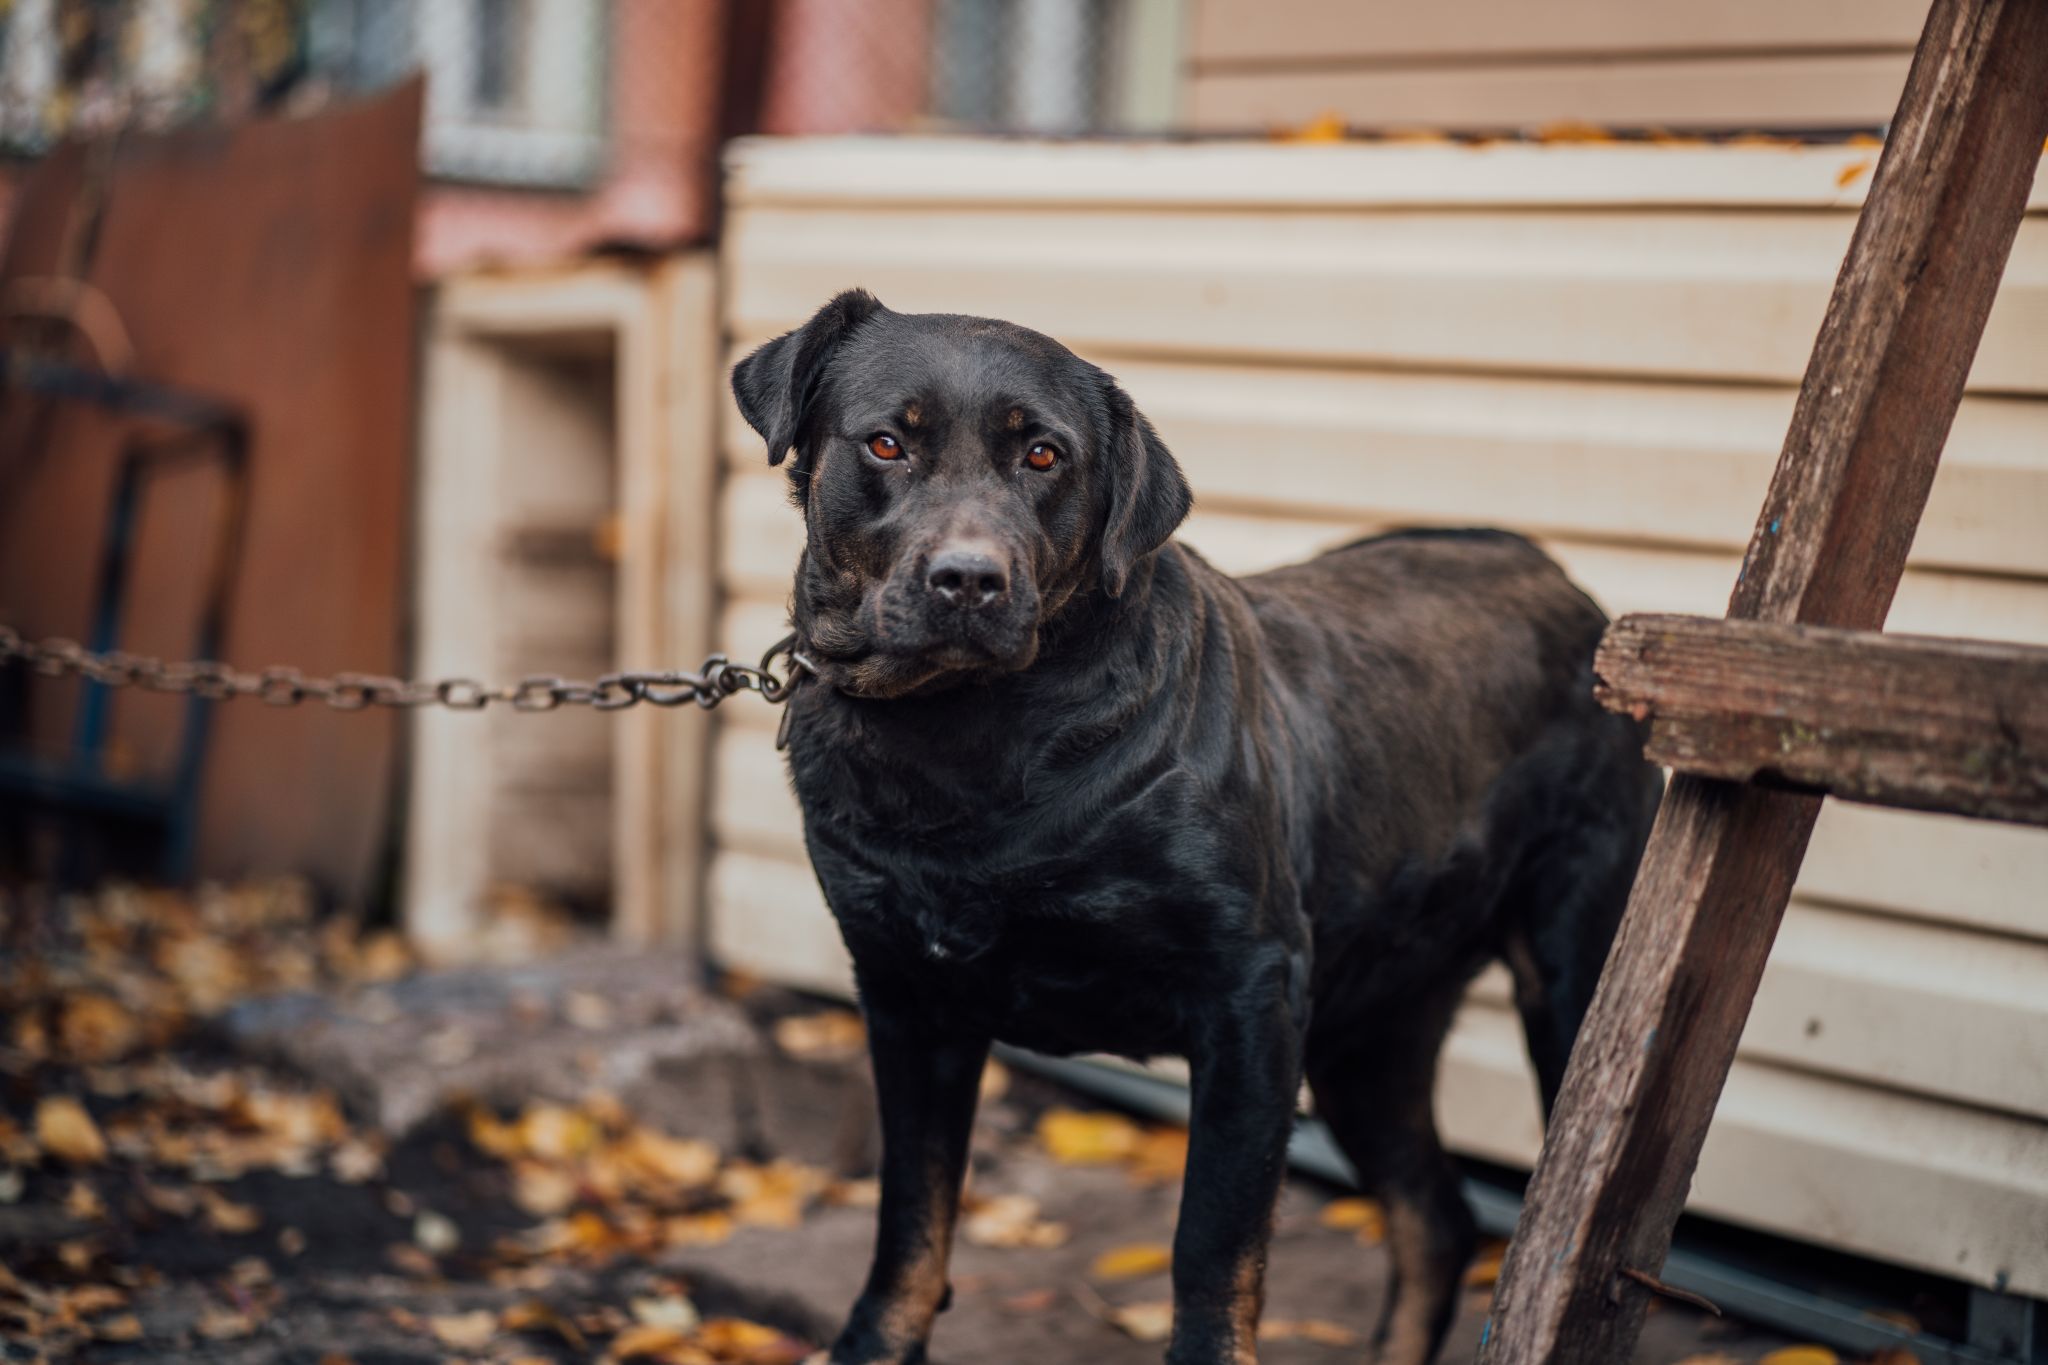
0 883 1855 1364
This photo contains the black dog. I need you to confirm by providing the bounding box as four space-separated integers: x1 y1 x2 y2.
733 291 1661 1365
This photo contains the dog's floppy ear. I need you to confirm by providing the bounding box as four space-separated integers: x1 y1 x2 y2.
731 289 885 467
1098 382 1193 598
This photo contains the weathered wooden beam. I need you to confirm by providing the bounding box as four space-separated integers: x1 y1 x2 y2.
1595 614 2048 827
1479 1 2048 1361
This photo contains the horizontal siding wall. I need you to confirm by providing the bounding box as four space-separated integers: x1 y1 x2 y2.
709 138 2048 1296
1185 0 1928 133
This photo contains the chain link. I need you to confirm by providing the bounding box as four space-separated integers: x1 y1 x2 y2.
0 623 817 715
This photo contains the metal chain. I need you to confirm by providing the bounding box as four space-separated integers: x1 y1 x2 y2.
0 623 817 714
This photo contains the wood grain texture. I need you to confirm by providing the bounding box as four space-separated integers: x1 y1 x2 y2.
1596 614 2048 825
1480 2 2048 1360
1187 53 1914 135
725 203 2048 394
1188 0 1928 65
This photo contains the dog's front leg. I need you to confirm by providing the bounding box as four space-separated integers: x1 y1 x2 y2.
1168 961 1305 1365
830 988 989 1365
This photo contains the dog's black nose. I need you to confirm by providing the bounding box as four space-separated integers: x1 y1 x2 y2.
927 549 1009 610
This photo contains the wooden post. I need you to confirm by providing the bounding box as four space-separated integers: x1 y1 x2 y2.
1478 2 2048 1361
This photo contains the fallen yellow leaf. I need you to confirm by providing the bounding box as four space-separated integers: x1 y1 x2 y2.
429 1308 497 1350
609 1322 686 1359
1037 1108 1141 1165
962 1193 1069 1250
1126 1128 1190 1186
34 1096 106 1164
1277 111 1346 144
1107 1300 1174 1343
1534 120 1617 145
615 1128 720 1189
630 1293 701 1333
1318 1197 1385 1245
1464 1240 1508 1287
59 994 140 1063
94 1313 143 1341
511 1160 579 1216
1091 1242 1172 1281
518 1103 600 1162
772 1010 865 1060
1260 1317 1361 1346
197 1306 258 1340
663 1210 737 1248
502 1298 587 1350
1760 1349 1840 1365
198 1187 262 1235
1835 158 1874 189
64 1179 106 1221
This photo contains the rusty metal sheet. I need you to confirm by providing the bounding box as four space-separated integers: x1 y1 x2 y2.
0 81 423 905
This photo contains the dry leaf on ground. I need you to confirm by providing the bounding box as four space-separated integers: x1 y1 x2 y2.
961 1193 1069 1249
1464 1239 1508 1287
1317 1197 1385 1244
1260 1318 1361 1346
1106 1300 1174 1343
1037 1108 1141 1165
1760 1349 1840 1365
772 1011 865 1060
196 1306 259 1340
1090 1243 1172 1282
198 1187 262 1235
429 1308 496 1349
34 1096 107 1164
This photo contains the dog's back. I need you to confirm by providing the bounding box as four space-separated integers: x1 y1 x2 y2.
1218 526 1661 1361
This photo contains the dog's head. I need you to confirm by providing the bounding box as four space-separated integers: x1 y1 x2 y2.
733 291 1191 698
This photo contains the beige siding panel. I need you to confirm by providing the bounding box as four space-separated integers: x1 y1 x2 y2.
1189 0 1927 65
1440 1003 2048 1295
723 470 801 598
1801 805 2048 942
722 363 2048 578
1744 905 2048 1119
712 724 807 863
708 849 848 997
726 206 2048 393
728 139 2048 214
1119 362 2048 577
1186 54 1912 134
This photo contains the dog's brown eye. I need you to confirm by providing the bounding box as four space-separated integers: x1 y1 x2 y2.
1026 443 1059 471
867 434 904 461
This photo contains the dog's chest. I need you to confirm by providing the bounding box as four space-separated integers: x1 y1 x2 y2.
806 825 1217 1058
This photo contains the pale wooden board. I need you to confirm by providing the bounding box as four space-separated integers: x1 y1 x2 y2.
1739 902 2048 1118
717 484 2048 651
726 138 2048 212
707 849 851 998
720 360 2048 578
1188 0 1927 65
1800 804 2048 943
1437 1002 2048 1295
1186 54 1914 134
725 204 2048 393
